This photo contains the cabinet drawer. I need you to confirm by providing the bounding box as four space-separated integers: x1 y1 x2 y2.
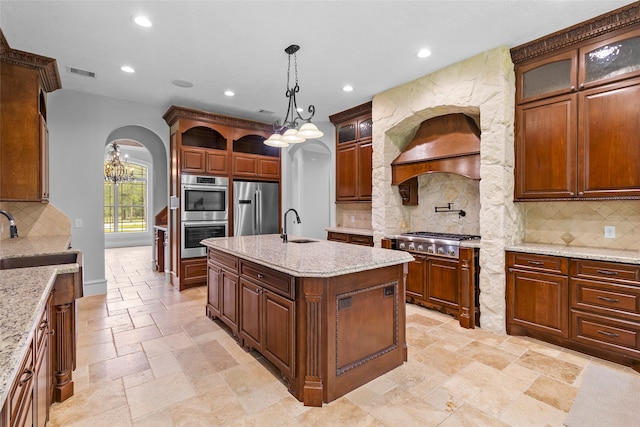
507 251 568 274
571 310 640 357
208 250 239 273
350 235 373 246
571 278 640 322
327 232 349 243
240 260 294 299
571 259 640 284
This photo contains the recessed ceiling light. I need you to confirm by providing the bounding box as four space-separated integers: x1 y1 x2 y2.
417 48 432 58
342 85 354 92
172 79 193 88
120 65 135 73
224 90 235 97
133 15 152 28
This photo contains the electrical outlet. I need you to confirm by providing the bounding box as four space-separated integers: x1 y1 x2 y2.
604 225 616 239
350 215 355 223
75 219 83 228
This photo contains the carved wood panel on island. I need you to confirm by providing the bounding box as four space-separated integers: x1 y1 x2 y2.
202 235 412 406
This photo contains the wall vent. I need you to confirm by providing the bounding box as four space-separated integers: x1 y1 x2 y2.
67 66 96 78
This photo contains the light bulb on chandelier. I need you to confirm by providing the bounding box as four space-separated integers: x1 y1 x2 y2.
264 44 324 148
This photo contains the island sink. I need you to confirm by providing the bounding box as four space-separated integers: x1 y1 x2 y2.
288 238 318 244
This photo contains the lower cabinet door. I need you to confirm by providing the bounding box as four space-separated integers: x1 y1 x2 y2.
507 269 569 338
240 279 262 350
427 257 459 308
406 256 427 300
207 263 221 319
220 270 239 332
262 290 295 378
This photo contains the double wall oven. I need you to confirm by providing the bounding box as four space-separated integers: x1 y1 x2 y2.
181 175 228 258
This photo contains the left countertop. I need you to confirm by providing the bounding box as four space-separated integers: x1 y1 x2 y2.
0 235 79 405
202 234 414 278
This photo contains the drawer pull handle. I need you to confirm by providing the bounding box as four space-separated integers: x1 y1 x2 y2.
19 369 34 386
597 330 620 338
49 328 55 336
39 320 48 330
597 296 620 303
596 269 618 276
257 273 266 279
527 261 544 266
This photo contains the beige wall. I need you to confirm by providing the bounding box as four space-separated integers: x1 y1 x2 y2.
335 203 372 229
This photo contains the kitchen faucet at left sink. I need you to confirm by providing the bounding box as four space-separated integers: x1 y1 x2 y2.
0 210 18 238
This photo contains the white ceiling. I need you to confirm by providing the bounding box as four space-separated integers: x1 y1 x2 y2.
0 1 634 124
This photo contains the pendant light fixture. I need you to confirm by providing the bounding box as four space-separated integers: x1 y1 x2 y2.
264 44 324 148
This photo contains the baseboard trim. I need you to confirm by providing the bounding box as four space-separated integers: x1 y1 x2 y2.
83 278 107 296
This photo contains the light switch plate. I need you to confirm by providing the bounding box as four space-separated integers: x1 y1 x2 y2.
604 225 616 239
75 219 83 228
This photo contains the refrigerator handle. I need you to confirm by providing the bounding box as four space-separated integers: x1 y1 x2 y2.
253 191 258 234
257 189 262 234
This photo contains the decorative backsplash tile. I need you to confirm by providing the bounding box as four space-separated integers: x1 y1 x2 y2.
406 173 481 235
0 202 70 240
336 203 372 230
524 201 640 251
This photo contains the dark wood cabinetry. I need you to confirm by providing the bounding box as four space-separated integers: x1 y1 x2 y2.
326 231 373 247
2 292 52 427
207 250 240 334
0 30 61 202
163 106 279 290
506 252 569 337
512 15 640 201
507 250 640 371
329 102 373 202
405 247 480 329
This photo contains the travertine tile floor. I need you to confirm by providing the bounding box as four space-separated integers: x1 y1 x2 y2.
47 246 636 426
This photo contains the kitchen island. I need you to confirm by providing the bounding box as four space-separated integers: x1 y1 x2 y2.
201 234 413 407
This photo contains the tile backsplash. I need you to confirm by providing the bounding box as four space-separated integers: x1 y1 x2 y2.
0 201 70 240
335 203 372 229
524 201 640 251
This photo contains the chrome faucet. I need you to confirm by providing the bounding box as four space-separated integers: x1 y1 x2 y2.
281 208 301 243
0 210 18 238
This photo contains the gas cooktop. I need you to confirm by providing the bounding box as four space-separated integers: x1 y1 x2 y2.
396 232 480 257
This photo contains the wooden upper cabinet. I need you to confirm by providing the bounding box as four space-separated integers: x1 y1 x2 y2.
578 27 640 91
231 134 280 180
0 31 61 202
512 15 640 201
578 78 640 198
516 50 577 104
180 126 228 175
330 102 373 203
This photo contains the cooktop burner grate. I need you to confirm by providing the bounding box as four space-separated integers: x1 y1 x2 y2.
400 232 480 241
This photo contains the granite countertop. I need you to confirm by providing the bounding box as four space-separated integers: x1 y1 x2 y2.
0 263 79 406
325 227 374 237
506 242 640 265
0 234 80 405
202 234 413 277
0 235 74 260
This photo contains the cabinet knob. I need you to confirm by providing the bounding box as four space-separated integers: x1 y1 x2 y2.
257 273 266 279
569 192 575 197
578 192 584 196
579 83 584 90
570 85 576 92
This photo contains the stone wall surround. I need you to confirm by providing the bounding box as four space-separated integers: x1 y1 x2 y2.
372 47 522 334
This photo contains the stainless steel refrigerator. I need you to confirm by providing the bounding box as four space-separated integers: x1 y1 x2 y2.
233 181 279 236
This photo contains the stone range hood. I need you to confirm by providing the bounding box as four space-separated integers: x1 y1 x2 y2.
391 113 481 205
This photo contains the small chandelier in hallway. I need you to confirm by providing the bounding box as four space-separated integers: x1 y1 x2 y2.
264 44 324 148
104 141 134 184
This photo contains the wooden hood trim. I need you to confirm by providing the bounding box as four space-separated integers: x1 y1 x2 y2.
391 113 481 185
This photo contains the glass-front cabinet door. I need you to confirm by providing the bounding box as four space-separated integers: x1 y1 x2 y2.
579 27 640 90
517 51 578 104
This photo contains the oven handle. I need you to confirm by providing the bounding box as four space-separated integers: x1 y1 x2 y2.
254 191 259 234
